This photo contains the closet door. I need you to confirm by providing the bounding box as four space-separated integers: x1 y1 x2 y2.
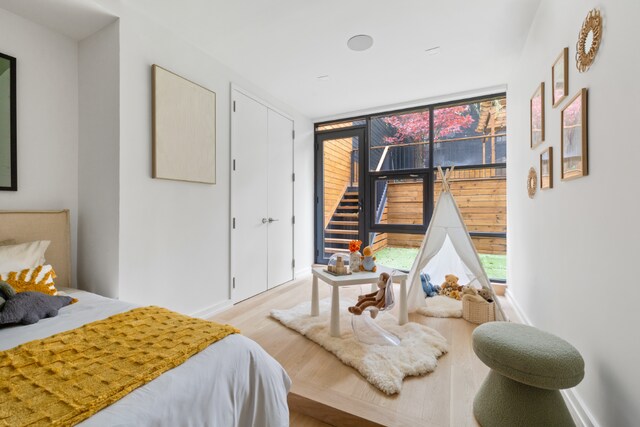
231 91 269 302
267 109 294 288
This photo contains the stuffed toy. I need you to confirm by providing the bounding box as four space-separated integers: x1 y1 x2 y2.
359 246 377 272
348 272 389 318
440 274 463 300
0 280 17 310
462 286 478 297
0 291 74 325
462 293 486 304
421 273 440 297
477 288 494 303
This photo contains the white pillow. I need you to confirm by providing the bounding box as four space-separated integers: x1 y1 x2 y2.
0 240 51 272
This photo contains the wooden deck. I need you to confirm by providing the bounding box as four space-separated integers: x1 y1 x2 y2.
211 275 517 427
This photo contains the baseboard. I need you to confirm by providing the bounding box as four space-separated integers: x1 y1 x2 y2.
562 388 600 427
190 299 233 319
504 289 600 427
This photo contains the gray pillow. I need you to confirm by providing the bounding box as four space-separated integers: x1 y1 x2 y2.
0 292 73 325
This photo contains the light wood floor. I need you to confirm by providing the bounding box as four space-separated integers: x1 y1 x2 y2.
212 276 517 427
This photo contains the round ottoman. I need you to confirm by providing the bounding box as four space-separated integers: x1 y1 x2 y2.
472 322 584 427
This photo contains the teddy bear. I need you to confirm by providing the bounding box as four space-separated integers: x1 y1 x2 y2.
421 273 440 297
440 274 463 300
359 246 377 272
348 272 389 318
477 288 494 303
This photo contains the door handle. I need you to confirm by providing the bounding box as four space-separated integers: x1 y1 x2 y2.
262 218 269 224
268 218 279 223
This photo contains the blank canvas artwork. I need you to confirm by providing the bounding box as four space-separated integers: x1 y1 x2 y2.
152 65 216 184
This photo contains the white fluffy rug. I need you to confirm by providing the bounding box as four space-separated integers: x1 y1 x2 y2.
416 295 463 318
270 298 448 395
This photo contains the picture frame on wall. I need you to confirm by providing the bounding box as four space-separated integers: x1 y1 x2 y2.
530 82 545 148
0 51 17 191
540 147 553 189
552 48 569 107
152 64 217 184
561 88 588 180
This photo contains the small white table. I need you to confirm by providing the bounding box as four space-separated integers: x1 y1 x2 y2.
311 266 409 337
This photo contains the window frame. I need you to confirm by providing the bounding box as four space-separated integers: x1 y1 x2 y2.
314 92 507 282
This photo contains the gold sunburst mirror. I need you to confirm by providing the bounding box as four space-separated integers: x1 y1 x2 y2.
527 167 537 199
576 9 602 72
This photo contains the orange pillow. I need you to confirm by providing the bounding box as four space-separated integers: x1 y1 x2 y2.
0 265 58 296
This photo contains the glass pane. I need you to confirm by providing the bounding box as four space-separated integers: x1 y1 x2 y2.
475 237 507 281
374 176 423 226
370 109 430 171
316 119 365 132
371 232 421 271
433 97 506 167
434 165 507 280
322 136 360 258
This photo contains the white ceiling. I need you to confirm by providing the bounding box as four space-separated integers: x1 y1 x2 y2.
0 0 541 120
125 0 541 119
0 0 116 40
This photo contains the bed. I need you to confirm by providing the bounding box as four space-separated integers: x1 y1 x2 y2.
0 210 291 427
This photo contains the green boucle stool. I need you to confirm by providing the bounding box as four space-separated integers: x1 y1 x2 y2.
472 322 584 427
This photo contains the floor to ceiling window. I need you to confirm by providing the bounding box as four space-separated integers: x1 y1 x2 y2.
315 94 507 281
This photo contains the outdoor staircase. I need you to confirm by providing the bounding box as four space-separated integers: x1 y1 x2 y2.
324 187 359 255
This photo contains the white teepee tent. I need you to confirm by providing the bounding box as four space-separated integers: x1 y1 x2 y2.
406 167 506 321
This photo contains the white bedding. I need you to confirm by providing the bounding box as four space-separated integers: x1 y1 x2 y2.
0 289 291 427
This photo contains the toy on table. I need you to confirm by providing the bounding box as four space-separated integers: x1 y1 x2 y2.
359 246 377 272
420 273 440 297
348 240 362 272
348 272 389 318
326 253 350 275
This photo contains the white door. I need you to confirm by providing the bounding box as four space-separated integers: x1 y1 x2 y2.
267 109 294 288
231 91 269 302
231 88 294 302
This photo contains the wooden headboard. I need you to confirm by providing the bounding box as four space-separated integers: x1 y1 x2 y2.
0 210 71 288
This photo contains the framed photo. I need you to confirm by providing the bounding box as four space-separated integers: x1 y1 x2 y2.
561 89 588 180
552 48 569 107
540 147 553 189
0 51 17 191
530 82 545 148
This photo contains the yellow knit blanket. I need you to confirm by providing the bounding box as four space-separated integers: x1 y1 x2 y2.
0 306 239 427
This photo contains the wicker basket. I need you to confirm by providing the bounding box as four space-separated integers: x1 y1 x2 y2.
462 297 496 324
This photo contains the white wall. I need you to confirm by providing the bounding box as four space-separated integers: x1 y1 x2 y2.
77 20 120 297
113 7 313 315
0 8 79 284
507 1 640 425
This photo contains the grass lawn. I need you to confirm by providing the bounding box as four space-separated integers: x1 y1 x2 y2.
375 247 506 281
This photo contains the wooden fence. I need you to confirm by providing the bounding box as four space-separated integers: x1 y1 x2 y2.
376 173 507 255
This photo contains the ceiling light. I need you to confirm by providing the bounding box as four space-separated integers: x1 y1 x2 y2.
347 35 374 51
425 46 441 56
316 75 330 82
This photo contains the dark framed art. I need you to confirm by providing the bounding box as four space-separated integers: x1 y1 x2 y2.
0 51 16 191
